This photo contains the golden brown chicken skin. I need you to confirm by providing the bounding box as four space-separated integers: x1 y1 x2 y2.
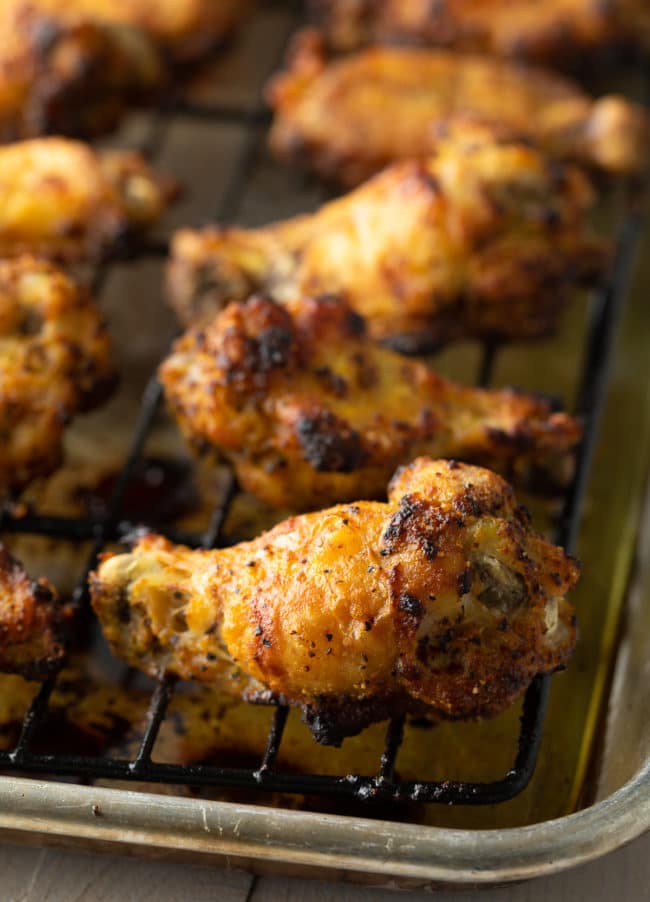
309 0 650 63
0 256 115 496
0 137 173 262
91 458 579 743
160 295 581 510
24 0 250 62
167 137 608 351
0 544 65 678
268 33 650 183
0 2 166 141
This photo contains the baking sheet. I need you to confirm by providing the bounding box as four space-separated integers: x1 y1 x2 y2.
0 0 648 880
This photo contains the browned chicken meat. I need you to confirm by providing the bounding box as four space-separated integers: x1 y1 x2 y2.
0 137 173 262
0 2 167 141
167 135 608 351
0 256 115 497
268 33 650 183
160 295 581 510
91 458 579 743
0 544 65 678
21 0 250 63
309 0 650 63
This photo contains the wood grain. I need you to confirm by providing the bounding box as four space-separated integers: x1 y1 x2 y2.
0 831 648 901
0 845 253 902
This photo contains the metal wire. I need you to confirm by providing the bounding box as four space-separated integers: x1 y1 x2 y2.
0 12 643 806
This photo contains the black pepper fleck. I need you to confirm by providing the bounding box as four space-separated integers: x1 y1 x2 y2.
398 592 423 617
457 567 473 596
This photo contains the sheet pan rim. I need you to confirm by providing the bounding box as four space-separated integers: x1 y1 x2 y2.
0 761 647 885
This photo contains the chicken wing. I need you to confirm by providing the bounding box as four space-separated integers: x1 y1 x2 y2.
91 458 579 743
268 33 650 183
0 256 115 497
0 544 65 678
0 2 166 141
0 137 173 262
160 295 581 510
24 0 250 63
309 0 650 63
167 136 608 351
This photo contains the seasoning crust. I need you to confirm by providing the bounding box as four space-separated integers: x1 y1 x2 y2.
91 458 579 744
167 135 608 351
160 294 581 510
0 256 115 496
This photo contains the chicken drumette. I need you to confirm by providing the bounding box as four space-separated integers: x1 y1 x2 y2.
0 2 167 141
13 0 249 63
0 544 65 678
91 458 579 743
160 295 581 510
0 137 173 262
0 256 115 497
309 0 650 64
268 33 650 184
167 135 607 351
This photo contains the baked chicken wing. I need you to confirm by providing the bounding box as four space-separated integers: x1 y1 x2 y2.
160 295 581 510
167 136 607 351
268 33 650 183
0 137 173 262
91 458 579 743
24 0 249 63
0 256 115 497
0 544 65 678
309 0 650 63
0 2 166 141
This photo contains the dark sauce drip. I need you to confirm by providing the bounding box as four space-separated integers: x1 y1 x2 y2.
29 711 133 758
181 745 422 822
73 456 200 528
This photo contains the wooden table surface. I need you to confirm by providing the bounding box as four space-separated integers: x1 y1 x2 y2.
0 830 647 901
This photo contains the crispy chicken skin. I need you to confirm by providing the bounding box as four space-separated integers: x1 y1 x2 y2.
91 458 579 743
167 137 607 351
160 295 581 510
0 544 65 678
0 2 167 141
268 33 650 183
23 0 249 62
309 0 650 63
0 138 173 262
0 256 115 496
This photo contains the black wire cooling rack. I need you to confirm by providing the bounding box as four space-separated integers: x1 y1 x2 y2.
0 2 644 806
